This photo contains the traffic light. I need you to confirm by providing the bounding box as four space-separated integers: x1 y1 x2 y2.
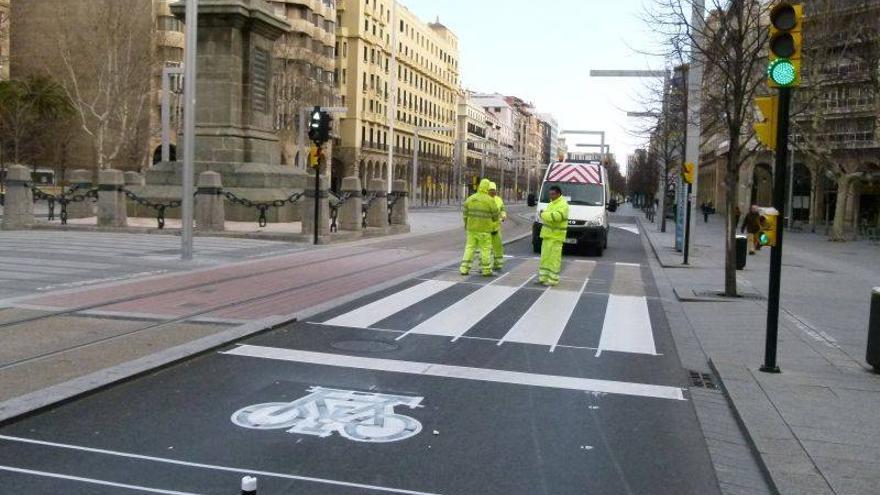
319 111 333 143
307 106 322 143
753 95 779 150
308 144 319 168
768 2 803 87
682 162 695 185
758 208 779 247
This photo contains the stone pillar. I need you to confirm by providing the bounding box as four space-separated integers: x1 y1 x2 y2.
301 176 330 239
66 169 95 219
196 171 225 231
339 176 362 232
1 165 34 230
97 169 127 228
366 178 388 229
390 179 410 226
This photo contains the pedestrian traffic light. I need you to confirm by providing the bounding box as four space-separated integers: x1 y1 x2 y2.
682 162 695 185
758 208 779 247
308 106 322 143
768 2 803 88
753 95 778 150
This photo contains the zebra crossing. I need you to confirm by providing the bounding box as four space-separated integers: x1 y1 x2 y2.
317 258 658 357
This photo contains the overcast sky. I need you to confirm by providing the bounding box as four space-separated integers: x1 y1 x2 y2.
402 0 667 172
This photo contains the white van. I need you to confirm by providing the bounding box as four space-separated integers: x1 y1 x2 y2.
529 161 617 256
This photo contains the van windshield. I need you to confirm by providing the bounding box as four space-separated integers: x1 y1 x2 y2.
539 182 604 206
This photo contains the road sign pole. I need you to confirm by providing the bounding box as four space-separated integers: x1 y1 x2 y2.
761 86 792 374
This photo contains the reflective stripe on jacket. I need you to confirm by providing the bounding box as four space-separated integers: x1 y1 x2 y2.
539 196 569 241
464 179 500 233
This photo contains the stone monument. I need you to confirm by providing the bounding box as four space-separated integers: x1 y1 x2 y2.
137 0 312 222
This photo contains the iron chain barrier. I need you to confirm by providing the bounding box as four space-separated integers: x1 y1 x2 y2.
222 190 304 228
122 188 183 230
30 183 98 225
387 192 404 225
329 192 352 233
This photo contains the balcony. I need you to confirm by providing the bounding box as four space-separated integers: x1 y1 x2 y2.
362 142 389 152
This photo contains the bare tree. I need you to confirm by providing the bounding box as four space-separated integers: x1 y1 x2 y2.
52 0 153 170
273 38 328 166
793 0 880 240
648 0 770 297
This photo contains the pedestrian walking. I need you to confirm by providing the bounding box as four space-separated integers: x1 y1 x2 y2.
701 203 710 223
488 182 507 272
538 185 569 286
460 178 500 277
741 205 762 254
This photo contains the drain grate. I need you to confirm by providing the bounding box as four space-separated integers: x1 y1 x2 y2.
689 370 720 391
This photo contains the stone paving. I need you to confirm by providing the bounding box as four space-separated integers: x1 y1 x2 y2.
634 205 880 495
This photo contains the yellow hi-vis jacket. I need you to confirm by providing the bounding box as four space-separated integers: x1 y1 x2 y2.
463 179 500 233
539 196 570 241
489 182 506 232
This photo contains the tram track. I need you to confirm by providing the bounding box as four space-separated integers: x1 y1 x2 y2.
0 249 445 373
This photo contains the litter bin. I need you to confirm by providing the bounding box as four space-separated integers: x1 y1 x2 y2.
867 288 880 372
736 235 748 270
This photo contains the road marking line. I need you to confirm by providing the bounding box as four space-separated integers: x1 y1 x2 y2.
324 280 456 328
221 345 685 401
610 224 640 235
499 262 593 350
595 295 656 357
0 465 199 495
614 262 642 267
0 435 443 495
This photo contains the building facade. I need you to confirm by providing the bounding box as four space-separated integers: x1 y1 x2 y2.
334 0 460 202
470 92 516 194
537 113 559 166
267 0 339 169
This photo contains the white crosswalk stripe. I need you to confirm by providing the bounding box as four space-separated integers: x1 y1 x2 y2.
610 223 640 235
319 260 657 358
325 280 456 329
595 295 656 356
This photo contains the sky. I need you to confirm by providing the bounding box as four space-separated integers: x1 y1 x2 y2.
401 0 667 172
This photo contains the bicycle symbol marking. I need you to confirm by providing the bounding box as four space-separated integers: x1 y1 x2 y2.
231 387 424 443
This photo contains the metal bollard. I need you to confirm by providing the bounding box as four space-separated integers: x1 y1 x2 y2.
867 288 880 372
241 475 257 494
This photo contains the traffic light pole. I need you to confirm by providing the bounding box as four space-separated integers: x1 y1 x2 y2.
761 86 792 374
313 143 321 246
683 182 692 265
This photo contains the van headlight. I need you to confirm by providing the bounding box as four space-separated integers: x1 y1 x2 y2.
583 219 602 227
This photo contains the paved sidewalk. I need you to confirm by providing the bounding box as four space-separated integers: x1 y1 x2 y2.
635 205 880 495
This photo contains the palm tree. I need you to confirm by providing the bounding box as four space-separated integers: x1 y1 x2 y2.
0 75 73 166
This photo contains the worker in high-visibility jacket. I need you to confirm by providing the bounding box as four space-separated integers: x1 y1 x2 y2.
488 182 507 271
460 178 500 277
538 185 569 286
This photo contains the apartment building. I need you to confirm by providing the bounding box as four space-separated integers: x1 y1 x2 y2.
334 0 460 201
267 0 339 168
537 113 559 166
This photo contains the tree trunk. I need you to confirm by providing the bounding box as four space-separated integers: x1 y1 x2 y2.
830 174 855 241
724 168 739 297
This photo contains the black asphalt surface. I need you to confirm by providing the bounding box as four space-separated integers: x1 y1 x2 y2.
0 214 721 494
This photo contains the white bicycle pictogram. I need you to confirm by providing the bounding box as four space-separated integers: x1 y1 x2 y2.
232 387 424 443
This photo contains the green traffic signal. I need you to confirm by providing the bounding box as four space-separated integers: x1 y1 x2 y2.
768 59 797 86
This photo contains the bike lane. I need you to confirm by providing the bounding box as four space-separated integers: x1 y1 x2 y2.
0 225 720 495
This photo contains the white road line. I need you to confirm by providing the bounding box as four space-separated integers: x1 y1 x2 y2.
221 345 685 401
614 262 642 268
399 273 530 340
324 280 456 328
0 435 443 495
595 295 656 357
0 465 200 495
499 278 589 351
610 224 640 235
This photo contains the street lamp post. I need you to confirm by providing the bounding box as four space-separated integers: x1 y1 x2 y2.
161 65 184 163
180 0 198 261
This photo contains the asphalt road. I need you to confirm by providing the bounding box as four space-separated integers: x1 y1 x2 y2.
0 214 720 494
